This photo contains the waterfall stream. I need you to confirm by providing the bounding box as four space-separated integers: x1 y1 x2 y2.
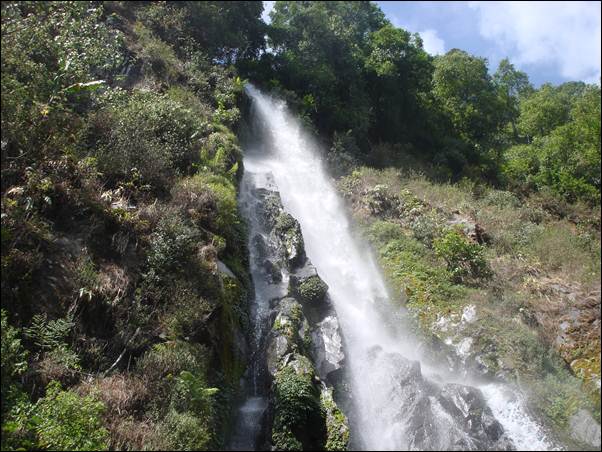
230 84 557 451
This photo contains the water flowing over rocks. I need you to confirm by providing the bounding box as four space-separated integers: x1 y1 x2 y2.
230 84 561 452
230 167 349 451
363 346 514 451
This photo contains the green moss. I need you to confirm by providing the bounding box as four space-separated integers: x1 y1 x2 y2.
272 428 303 451
276 212 298 234
219 276 246 386
272 299 304 347
272 356 323 450
320 389 349 451
296 275 329 304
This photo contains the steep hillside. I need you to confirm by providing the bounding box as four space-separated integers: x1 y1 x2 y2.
1 2 261 450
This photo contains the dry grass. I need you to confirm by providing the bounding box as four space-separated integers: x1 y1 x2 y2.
77 373 148 416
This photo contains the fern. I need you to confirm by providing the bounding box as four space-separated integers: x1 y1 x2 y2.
24 314 75 351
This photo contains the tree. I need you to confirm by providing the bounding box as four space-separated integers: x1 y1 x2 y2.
268 1 387 139
493 58 533 139
432 49 504 147
364 25 433 144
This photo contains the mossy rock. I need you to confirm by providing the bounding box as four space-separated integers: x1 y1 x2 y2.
291 275 329 305
320 388 350 451
275 212 306 268
272 355 325 450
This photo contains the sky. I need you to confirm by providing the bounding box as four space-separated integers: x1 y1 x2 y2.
261 1 601 87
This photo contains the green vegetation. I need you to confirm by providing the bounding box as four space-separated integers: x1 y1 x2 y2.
272 356 324 451
1 1 259 449
433 229 492 284
248 2 599 205
1 0 600 449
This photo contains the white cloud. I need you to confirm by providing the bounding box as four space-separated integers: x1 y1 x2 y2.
262 1 275 24
470 1 601 83
419 29 446 55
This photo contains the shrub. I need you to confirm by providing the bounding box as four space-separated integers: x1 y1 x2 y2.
88 91 203 192
136 341 210 416
133 22 181 83
1 311 28 419
156 409 212 451
163 285 214 341
182 173 239 236
35 381 109 451
1 2 124 170
409 210 446 246
199 131 241 177
433 229 492 284
145 214 197 281
483 190 521 208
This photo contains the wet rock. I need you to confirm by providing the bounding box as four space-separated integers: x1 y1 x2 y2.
252 234 268 260
311 315 345 382
367 350 514 451
266 298 306 377
262 259 282 283
569 409 601 448
321 386 350 451
274 212 306 268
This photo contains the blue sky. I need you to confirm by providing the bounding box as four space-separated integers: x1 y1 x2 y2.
262 1 601 87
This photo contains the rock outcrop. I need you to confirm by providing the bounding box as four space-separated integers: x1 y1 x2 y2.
249 179 349 451
366 346 514 451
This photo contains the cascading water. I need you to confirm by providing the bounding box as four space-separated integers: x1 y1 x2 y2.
234 84 557 451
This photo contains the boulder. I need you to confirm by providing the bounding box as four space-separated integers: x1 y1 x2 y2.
569 409 601 449
365 349 514 451
311 315 345 382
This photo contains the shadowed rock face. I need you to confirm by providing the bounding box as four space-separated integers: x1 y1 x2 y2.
366 347 514 451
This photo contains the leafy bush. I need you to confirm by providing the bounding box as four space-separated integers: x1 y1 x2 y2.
35 381 108 451
88 92 203 192
145 214 197 281
1 311 28 420
182 173 239 236
199 130 241 177
409 210 446 246
24 314 75 351
1 2 124 171
156 409 213 451
136 341 210 414
433 229 492 284
133 22 181 83
483 190 521 208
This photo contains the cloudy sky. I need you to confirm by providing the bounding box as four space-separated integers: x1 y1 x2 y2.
262 1 601 87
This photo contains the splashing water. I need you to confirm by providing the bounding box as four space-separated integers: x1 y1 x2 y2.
241 84 557 451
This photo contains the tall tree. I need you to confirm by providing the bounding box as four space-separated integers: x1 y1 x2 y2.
432 49 504 147
493 58 533 140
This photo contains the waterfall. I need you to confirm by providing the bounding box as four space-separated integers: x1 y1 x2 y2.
235 84 557 451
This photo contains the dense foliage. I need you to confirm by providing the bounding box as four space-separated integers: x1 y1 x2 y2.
1 1 600 450
245 1 600 204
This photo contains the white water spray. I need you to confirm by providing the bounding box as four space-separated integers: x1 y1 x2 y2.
242 84 556 451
